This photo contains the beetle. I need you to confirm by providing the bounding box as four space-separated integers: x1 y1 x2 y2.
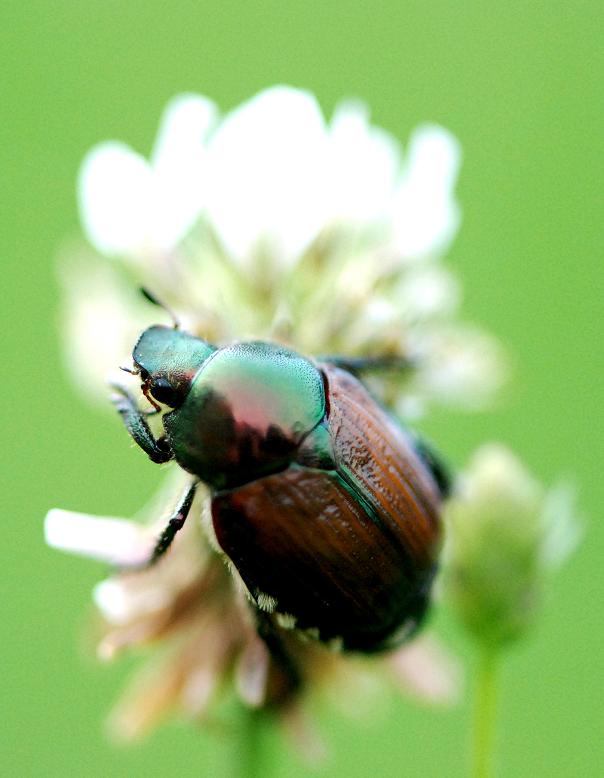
112 303 449 660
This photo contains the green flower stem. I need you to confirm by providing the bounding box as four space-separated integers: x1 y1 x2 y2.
473 651 500 778
235 706 264 778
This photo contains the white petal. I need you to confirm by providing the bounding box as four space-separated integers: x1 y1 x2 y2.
395 266 460 321
152 93 217 172
392 125 461 258
235 634 269 707
93 579 170 624
78 142 153 256
328 100 400 223
44 509 154 566
388 634 462 704
181 667 218 714
205 85 329 268
415 326 505 407
151 94 217 250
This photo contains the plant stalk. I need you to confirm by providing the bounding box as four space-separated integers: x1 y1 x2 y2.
473 650 500 778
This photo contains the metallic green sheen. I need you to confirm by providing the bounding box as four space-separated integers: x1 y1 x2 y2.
133 325 216 392
165 341 326 489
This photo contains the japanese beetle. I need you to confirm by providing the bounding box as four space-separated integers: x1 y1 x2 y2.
113 316 448 656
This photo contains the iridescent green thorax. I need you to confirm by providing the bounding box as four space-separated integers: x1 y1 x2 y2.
164 341 326 490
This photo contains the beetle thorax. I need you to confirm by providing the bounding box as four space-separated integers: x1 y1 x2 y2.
163 342 326 490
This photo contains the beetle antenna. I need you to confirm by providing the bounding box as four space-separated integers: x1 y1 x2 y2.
139 287 180 329
119 365 137 375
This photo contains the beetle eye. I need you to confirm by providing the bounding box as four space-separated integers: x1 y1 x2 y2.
139 368 149 381
149 378 180 407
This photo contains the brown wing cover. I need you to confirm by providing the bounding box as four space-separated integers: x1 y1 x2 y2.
212 367 442 652
212 467 427 651
322 364 442 572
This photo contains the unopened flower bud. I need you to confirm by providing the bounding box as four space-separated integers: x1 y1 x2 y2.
444 444 579 652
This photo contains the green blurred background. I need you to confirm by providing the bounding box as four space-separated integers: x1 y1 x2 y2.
2 2 602 776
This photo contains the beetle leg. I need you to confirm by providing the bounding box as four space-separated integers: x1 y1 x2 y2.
320 354 414 375
145 481 198 566
110 384 173 464
254 609 302 703
117 481 198 571
412 434 453 500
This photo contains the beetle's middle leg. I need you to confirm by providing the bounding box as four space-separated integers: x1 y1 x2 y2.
110 384 173 464
254 609 302 704
412 435 453 500
320 354 414 376
118 480 198 571
145 480 198 566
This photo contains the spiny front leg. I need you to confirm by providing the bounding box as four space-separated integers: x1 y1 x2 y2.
110 384 173 464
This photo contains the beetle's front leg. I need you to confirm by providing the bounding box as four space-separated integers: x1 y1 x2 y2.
110 384 173 464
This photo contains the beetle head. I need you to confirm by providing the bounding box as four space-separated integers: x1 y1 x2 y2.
130 325 216 409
